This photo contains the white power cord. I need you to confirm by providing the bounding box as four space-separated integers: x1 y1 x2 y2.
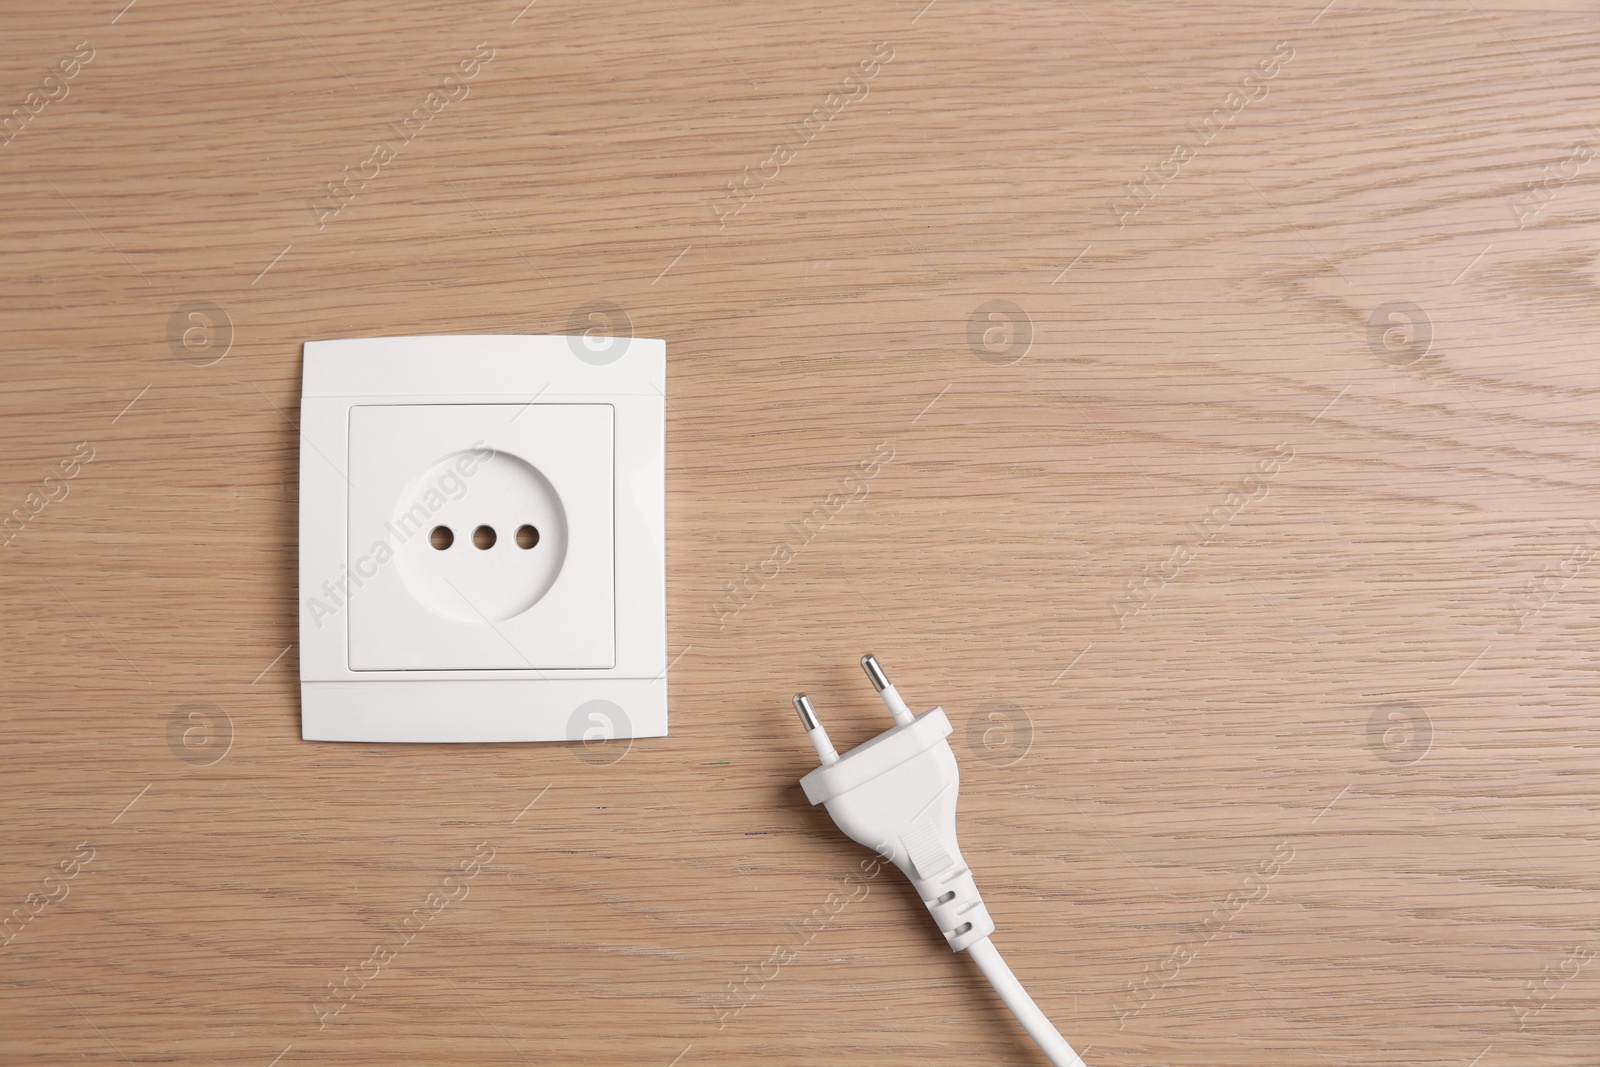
790 655 1088 1067
967 937 1085 1066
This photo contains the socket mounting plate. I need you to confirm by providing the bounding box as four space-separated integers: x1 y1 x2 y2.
297 334 666 743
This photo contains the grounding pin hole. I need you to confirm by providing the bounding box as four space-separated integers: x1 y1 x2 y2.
516 524 540 549
430 526 454 550
473 525 497 549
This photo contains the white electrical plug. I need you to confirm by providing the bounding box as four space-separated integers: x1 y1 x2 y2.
792 655 1087 1067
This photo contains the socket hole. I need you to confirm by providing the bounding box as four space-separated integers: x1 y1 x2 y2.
953 922 973 937
516 524 540 549
473 525 497 550
935 891 956 905
430 526 454 550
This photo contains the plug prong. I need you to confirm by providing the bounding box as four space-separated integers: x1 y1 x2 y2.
861 653 890 692
793 693 821 730
793 694 840 766
860 654 915 725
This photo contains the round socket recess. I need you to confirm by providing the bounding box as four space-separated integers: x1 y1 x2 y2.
392 449 569 623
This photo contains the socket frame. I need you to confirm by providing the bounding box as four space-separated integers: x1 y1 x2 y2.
297 334 666 743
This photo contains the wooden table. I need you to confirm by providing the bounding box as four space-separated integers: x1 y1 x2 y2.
2 1 1596 1063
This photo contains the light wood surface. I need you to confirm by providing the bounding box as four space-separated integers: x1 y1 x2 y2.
2 1 1597 1064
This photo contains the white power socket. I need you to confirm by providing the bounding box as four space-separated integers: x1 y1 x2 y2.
297 335 666 743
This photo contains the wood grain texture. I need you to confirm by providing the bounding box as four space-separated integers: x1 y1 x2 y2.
1 0 1597 1064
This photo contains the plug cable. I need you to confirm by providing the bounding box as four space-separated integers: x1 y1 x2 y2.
790 655 1087 1067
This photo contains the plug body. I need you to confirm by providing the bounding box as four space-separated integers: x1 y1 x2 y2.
800 705 995 951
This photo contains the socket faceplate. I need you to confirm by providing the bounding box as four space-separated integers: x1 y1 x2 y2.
298 335 666 743
346 402 613 671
